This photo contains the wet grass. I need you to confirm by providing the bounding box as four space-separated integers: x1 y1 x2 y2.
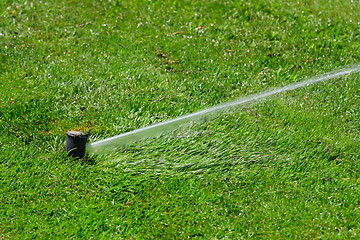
0 0 359 239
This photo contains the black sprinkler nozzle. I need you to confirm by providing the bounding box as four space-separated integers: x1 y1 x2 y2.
66 131 88 158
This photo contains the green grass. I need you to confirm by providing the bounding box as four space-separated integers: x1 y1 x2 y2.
1 0 359 239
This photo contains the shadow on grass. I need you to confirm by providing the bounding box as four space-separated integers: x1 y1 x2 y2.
66 153 98 165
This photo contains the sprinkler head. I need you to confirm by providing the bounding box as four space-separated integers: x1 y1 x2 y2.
66 131 88 158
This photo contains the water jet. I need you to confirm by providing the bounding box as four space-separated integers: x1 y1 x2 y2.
67 64 360 156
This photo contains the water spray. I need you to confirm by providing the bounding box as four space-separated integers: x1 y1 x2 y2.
66 64 360 158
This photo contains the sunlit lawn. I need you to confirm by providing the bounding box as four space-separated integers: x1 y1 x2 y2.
1 0 359 239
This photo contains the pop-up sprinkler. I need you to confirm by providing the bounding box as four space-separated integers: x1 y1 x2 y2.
66 131 88 158
70 65 360 156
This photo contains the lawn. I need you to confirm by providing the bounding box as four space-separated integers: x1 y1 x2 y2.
0 0 359 239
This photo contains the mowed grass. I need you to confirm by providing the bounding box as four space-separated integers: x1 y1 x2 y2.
0 0 359 239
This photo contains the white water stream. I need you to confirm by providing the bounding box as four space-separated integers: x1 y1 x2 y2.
87 64 360 153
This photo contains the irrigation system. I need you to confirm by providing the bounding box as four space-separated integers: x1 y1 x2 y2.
66 64 360 158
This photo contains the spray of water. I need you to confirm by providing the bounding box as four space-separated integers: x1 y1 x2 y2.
87 64 360 153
